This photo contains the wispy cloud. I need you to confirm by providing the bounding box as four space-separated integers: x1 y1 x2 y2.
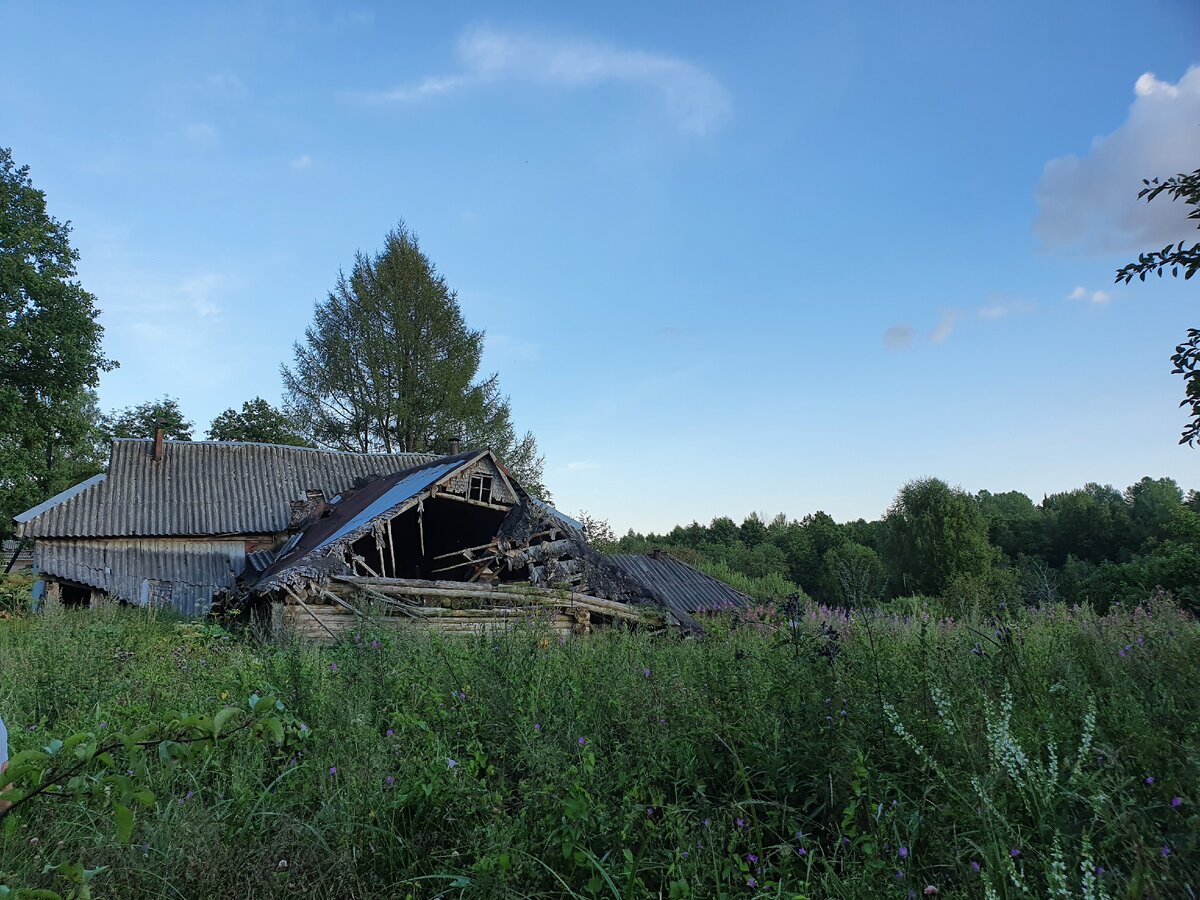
930 309 961 344
290 154 313 171
181 122 219 150
884 324 915 350
1068 286 1111 305
562 460 601 472
1035 66 1200 253
367 25 731 136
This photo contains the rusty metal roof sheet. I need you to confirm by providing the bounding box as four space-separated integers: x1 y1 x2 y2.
602 553 752 615
16 440 438 539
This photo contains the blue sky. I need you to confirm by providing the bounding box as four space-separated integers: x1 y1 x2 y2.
4 1 1199 532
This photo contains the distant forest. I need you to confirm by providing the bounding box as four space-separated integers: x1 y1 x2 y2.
597 476 1200 612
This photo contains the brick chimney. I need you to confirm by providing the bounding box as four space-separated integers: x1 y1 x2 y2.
448 437 461 455
152 426 164 461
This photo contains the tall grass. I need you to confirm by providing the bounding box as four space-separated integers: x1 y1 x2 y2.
0 597 1197 897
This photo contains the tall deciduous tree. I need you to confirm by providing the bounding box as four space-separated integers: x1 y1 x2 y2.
207 397 311 446
282 223 546 493
1 147 114 536
884 478 992 596
103 397 193 441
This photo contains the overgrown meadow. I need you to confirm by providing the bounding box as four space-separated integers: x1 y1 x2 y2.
0 595 1197 898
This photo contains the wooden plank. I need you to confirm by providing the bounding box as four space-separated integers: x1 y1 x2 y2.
433 541 496 561
283 586 337 640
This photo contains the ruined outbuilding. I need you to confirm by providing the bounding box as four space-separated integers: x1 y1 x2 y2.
14 437 751 636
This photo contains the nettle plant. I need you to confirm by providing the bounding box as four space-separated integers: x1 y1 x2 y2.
0 693 303 899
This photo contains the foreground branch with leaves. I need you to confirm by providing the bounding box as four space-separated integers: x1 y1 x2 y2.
0 690 301 899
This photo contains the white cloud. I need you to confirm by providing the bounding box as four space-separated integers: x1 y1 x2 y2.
884 324 914 350
182 122 219 150
1035 67 1200 253
370 25 731 136
978 305 1009 320
1067 286 1111 305
930 309 961 344
562 461 602 472
290 154 313 171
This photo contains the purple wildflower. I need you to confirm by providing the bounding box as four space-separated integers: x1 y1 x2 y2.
385 776 395 786
658 718 667 726
1145 776 1155 785
896 869 904 879
797 847 807 856
1119 648 1127 658
1095 866 1105 876
385 729 395 738
643 667 652 678
736 818 746 829
329 662 337 673
1171 796 1183 808
647 806 655 818
746 853 759 863
99 721 108 729
1010 848 1020 858
746 876 757 888
1162 845 1171 857
370 639 380 649
702 818 711 827
328 766 337 776
970 861 981 872
534 723 542 732
446 758 458 769
577 737 587 747
899 846 909 859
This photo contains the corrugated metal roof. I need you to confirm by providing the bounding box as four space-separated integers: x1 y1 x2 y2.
256 452 479 587
34 538 247 616
603 553 752 615
16 440 437 539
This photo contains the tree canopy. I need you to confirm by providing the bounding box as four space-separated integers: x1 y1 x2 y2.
103 397 193 442
0 147 113 536
1115 166 1200 445
207 398 312 446
282 223 546 493
884 478 993 596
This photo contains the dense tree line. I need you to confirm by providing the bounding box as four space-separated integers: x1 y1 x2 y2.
605 475 1200 613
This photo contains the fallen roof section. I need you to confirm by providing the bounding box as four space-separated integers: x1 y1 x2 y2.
602 552 753 615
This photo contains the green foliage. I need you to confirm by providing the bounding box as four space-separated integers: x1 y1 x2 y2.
102 396 193 442
0 574 34 616
0 147 114 539
1113 165 1200 445
885 478 993 596
281 222 546 494
613 473 1200 615
822 542 885 607
0 601 1196 897
206 397 313 446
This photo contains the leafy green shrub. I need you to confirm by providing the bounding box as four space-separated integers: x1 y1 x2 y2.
0 574 33 616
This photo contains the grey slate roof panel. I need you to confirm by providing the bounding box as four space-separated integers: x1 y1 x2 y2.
602 553 752 615
34 538 248 616
17 440 438 539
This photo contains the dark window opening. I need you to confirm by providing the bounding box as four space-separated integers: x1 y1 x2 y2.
469 474 493 504
61 584 90 608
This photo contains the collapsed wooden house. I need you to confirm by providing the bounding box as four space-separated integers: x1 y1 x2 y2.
240 448 751 639
13 436 751 637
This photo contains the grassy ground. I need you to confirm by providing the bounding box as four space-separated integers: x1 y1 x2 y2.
0 596 1197 898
